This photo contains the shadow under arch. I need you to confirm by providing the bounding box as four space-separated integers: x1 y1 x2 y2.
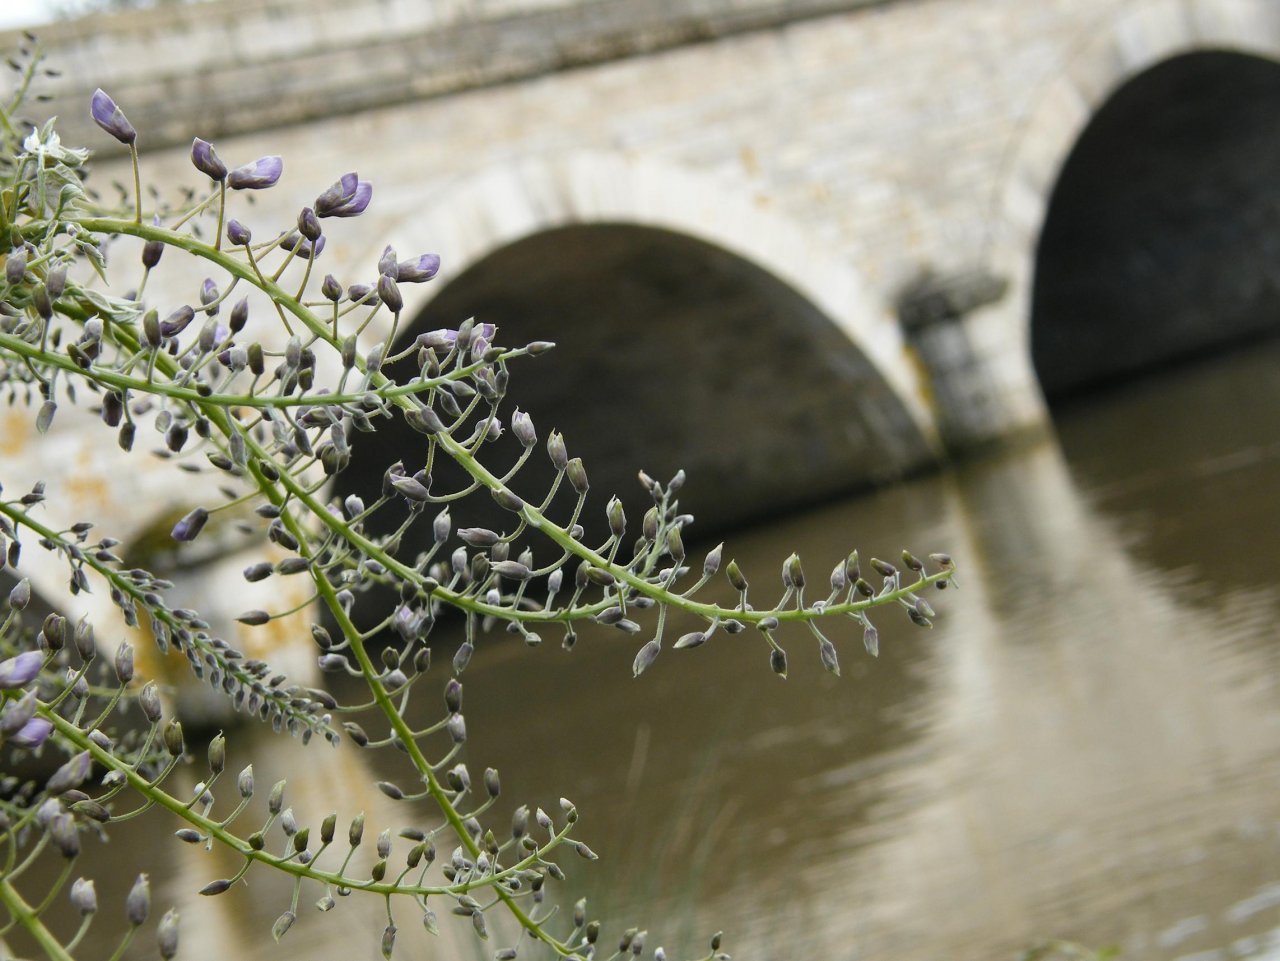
1031 49 1280 397
339 220 937 542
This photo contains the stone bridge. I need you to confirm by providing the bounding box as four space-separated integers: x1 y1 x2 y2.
10 0 1280 532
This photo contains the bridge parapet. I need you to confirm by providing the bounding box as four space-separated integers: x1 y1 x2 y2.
6 0 891 154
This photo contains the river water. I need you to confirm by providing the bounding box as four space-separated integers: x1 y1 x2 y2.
33 339 1280 961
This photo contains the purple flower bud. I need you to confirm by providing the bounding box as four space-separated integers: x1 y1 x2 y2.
405 405 445 434
6 250 27 284
227 156 283 190
396 253 441 284
314 172 372 218
50 813 80 858
703 542 724 577
190 138 226 181
47 751 92 795
819 637 840 676
347 283 377 305
171 507 208 542
457 527 499 547
0 690 37 735
71 878 97 916
318 654 348 672
321 274 342 302
377 273 403 313
8 578 31 611
126 874 150 926
0 650 43 689
46 265 66 299
90 89 136 145
511 409 536 448
225 219 251 246
298 206 322 242
32 285 52 321
280 232 324 259
863 623 880 657
632 638 661 677
200 278 219 313
160 305 195 338
491 560 531 581
606 496 626 537
141 217 165 269
377 244 397 277
229 296 249 333
783 553 804 589
158 908 179 960
391 475 429 502
114 642 134 684
10 716 52 748
547 431 568 471
139 682 162 723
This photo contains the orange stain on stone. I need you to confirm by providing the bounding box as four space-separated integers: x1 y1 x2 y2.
0 409 33 458
62 445 115 516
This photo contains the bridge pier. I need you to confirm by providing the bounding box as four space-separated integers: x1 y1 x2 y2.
898 271 1052 457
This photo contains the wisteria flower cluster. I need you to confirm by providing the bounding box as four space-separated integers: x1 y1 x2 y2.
0 43 953 961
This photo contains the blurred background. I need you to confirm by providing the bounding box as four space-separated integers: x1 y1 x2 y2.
4 0 1280 959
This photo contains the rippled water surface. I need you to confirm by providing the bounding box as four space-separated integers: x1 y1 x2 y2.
37 341 1280 961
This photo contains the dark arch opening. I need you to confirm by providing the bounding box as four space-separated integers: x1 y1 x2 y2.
337 224 931 549
1031 50 1280 398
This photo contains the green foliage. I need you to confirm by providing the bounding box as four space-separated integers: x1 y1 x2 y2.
0 42 951 961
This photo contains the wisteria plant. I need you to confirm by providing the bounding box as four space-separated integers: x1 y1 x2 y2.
0 43 953 961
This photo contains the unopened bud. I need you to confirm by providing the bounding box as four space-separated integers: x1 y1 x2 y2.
268 780 285 814
70 877 97 916
863 623 880 656
226 219 251 246
783 553 804 589
126 874 150 926
819 637 840 676
139 681 162 723
667 527 685 562
163 719 184 757
700 543 723 576
208 733 225 774
632 639 661 677
606 497 626 538
547 431 568 471
157 908 180 960
298 206 322 242
870 557 897 579
114 641 134 683
565 457 588 494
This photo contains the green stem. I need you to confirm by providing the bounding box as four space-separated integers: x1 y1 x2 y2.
214 180 225 251
128 144 142 226
0 877 76 961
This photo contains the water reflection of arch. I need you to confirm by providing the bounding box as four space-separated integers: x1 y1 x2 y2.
342 154 940 536
989 0 1280 400
783 434 1280 960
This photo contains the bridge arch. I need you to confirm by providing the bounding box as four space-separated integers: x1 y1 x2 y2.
993 0 1280 400
339 154 940 534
